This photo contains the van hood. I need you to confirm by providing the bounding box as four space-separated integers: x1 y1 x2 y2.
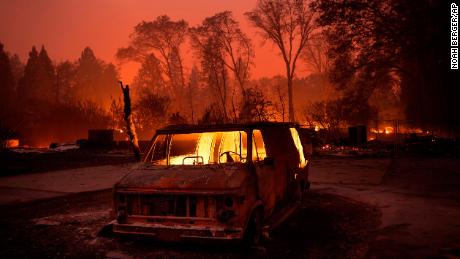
115 163 250 192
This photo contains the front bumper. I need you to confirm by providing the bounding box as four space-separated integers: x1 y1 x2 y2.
112 221 244 241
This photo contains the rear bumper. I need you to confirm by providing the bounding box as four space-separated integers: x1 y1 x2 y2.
112 221 244 241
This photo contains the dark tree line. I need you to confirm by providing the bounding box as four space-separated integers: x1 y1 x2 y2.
312 0 460 134
2 0 458 146
0 43 119 146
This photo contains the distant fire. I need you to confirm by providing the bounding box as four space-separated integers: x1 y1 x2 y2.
4 139 19 148
370 127 394 134
369 126 425 135
384 127 393 134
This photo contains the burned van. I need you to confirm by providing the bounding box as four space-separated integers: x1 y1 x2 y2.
111 122 309 244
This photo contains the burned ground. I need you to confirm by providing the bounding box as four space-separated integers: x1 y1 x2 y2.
0 148 135 175
0 190 379 259
1 155 460 258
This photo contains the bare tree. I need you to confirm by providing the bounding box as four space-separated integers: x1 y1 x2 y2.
246 0 316 122
275 83 287 122
134 88 170 135
190 11 254 120
191 11 253 93
239 87 275 122
187 66 201 123
194 39 230 121
301 32 333 120
303 100 345 139
302 33 329 76
131 54 166 96
117 15 188 110
119 81 141 161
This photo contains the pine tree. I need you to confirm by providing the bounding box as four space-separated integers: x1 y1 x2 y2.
9 54 24 93
75 47 101 101
18 45 55 103
132 54 165 96
0 43 15 105
18 46 39 102
75 47 118 108
37 45 56 102
100 63 119 107
56 61 76 104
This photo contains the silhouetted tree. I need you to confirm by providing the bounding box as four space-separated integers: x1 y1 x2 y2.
38 46 55 101
101 63 119 104
1 45 120 145
313 0 459 133
117 15 188 111
0 43 15 105
38 100 112 146
198 38 230 121
0 43 17 142
109 97 124 131
246 0 316 122
18 46 55 103
274 83 287 122
239 87 275 122
134 88 170 138
187 65 201 123
56 61 76 104
198 103 227 124
120 82 141 161
190 11 254 97
8 53 24 93
75 47 118 108
132 54 166 96
302 99 345 139
252 75 319 122
75 47 100 101
168 112 187 125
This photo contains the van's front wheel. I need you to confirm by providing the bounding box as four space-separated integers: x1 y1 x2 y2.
243 209 263 246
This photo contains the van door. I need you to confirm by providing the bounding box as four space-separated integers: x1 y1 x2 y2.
260 126 301 204
252 129 278 216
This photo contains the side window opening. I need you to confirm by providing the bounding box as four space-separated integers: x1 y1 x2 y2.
290 127 307 168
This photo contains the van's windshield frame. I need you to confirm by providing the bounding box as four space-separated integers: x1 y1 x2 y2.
144 130 252 166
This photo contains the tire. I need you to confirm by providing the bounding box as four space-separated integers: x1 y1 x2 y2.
298 181 304 202
291 180 303 202
243 209 263 246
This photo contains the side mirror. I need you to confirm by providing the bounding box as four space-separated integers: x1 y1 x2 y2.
263 156 275 166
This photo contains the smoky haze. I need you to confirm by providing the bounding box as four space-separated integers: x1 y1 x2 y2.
0 0 458 147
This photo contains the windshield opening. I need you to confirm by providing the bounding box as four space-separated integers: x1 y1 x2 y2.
146 131 248 165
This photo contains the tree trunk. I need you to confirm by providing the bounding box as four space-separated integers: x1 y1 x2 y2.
288 76 295 122
120 81 141 161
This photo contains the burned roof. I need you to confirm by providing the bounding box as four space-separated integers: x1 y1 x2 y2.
156 122 298 134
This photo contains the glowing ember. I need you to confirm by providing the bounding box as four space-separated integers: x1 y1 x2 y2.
384 127 394 134
322 144 331 150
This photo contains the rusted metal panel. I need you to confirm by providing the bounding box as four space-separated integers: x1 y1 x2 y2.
116 164 249 191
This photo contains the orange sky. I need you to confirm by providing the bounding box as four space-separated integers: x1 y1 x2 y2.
0 0 310 84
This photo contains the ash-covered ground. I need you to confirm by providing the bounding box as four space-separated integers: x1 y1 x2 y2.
0 152 459 258
0 190 379 259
